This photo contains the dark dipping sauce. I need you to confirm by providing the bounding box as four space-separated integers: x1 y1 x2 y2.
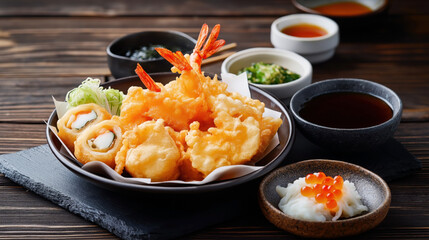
299 92 393 129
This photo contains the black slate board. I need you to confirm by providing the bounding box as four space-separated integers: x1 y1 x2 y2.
0 131 421 240
0 144 256 240
285 129 422 182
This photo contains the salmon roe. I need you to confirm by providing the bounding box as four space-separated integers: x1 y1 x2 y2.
333 175 344 189
300 186 315 197
305 174 318 184
314 172 326 183
300 172 344 210
326 199 338 209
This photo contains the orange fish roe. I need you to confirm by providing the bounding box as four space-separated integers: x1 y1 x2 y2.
333 175 344 189
322 176 334 185
313 183 322 194
314 172 326 183
332 189 343 200
315 193 327 203
300 186 315 197
305 173 318 184
326 199 338 210
301 172 344 210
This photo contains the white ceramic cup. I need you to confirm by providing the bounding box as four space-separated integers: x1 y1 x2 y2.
271 14 339 63
221 47 312 99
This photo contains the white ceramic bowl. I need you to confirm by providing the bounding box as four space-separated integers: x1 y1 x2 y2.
292 0 389 18
221 48 312 99
271 14 339 63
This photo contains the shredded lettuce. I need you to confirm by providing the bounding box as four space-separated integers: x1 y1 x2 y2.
103 88 124 116
65 78 124 115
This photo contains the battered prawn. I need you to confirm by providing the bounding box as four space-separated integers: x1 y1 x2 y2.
156 43 282 177
117 23 282 180
119 24 225 131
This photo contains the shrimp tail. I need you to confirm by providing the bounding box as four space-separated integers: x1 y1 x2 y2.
155 48 193 72
135 63 161 92
193 23 209 55
201 24 225 58
190 24 225 72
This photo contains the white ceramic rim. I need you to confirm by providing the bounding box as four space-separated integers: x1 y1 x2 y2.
292 0 389 18
221 47 312 89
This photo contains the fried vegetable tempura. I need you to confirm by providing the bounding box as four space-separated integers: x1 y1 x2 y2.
115 119 181 181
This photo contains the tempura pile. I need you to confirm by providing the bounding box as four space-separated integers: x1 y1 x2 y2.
57 24 283 182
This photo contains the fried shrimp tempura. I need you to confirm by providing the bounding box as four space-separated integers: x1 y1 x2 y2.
114 23 283 181
119 83 212 132
114 119 181 182
57 24 283 183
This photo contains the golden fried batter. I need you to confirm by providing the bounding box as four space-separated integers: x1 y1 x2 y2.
114 119 181 182
59 24 283 182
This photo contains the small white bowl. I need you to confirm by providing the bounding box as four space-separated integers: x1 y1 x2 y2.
221 48 312 99
292 0 389 18
271 14 339 63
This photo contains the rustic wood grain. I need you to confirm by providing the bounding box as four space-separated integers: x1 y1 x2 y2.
0 0 427 17
0 0 297 17
1 0 429 239
0 16 428 108
0 182 120 239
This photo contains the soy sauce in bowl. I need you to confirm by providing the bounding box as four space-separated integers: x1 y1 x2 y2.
290 78 402 151
299 92 393 129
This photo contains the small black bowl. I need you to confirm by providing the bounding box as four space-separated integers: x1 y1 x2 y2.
290 78 402 151
107 31 196 79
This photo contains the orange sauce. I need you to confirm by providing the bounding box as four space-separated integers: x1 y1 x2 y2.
281 23 327 38
313 2 373 17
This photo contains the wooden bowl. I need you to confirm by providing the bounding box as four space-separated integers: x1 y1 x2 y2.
258 159 391 238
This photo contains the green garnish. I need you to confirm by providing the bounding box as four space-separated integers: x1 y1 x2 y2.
65 78 124 115
238 62 300 84
104 88 125 116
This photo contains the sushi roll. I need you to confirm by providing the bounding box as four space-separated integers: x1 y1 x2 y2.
57 103 111 152
74 117 123 168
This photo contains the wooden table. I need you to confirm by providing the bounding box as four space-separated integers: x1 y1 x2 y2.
1 1 428 239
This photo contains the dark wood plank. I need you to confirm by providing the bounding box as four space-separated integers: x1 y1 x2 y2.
0 76 106 123
0 178 119 239
0 123 46 154
0 16 428 111
0 0 427 17
1 14 428 77
0 0 296 17
0 0 429 239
